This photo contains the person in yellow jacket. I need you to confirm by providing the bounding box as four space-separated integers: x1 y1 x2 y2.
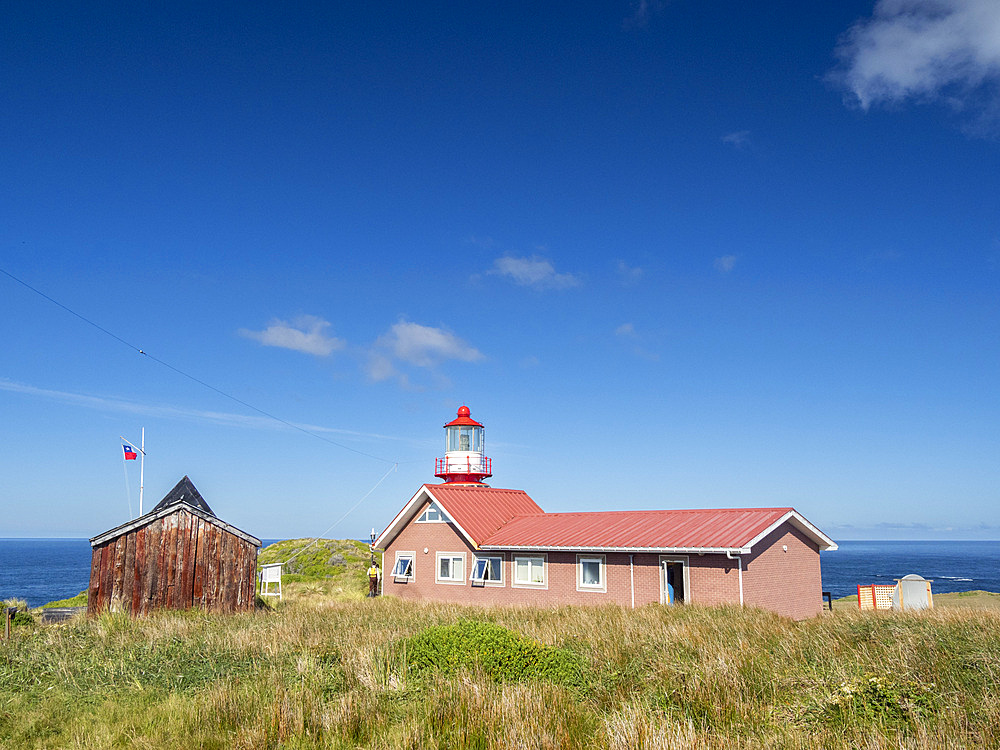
367 561 380 597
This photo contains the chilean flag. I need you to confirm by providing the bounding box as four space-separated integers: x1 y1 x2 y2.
123 444 138 460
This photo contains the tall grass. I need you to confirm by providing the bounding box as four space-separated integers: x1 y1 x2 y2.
3 590 999 748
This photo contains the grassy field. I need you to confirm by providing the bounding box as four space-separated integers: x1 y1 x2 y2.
832 589 1000 612
3 542 1000 749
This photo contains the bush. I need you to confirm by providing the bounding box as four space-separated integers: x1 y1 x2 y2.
12 611 34 628
404 619 589 691
815 672 936 728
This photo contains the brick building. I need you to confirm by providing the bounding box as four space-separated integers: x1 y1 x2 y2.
374 407 837 620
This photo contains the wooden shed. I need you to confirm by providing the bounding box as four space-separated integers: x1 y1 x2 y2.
87 476 261 616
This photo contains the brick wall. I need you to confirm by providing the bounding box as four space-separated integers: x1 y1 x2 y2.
382 500 807 613
741 521 823 620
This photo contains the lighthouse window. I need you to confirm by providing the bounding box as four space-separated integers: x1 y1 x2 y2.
436 552 465 584
448 426 482 453
513 555 546 587
417 502 445 523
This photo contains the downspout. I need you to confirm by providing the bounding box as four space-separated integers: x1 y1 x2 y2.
629 554 635 609
726 550 744 606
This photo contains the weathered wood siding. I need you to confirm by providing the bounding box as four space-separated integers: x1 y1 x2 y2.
87 508 257 616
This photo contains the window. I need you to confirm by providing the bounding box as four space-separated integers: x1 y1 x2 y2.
513 555 546 587
577 555 606 592
447 425 483 453
417 502 445 523
436 552 465 584
392 553 414 580
471 554 503 585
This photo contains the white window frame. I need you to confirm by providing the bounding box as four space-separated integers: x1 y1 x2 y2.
416 501 446 523
512 554 547 589
392 551 415 581
435 551 467 585
470 553 505 586
576 554 606 592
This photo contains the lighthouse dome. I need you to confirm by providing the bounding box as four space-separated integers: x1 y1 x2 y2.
435 406 492 484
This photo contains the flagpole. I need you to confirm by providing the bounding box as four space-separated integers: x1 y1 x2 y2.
122 452 134 520
139 427 145 516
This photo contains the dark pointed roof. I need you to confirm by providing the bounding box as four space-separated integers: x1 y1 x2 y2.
90 475 260 548
150 475 215 516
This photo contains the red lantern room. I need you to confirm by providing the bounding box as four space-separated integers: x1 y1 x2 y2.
434 406 492 484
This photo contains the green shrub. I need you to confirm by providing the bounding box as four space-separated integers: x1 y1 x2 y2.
12 611 34 628
404 619 589 691
815 671 936 728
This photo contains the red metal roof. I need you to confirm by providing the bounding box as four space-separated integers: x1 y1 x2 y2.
443 405 484 428
479 507 798 551
424 484 544 545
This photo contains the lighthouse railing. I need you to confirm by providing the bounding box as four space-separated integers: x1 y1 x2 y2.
435 455 491 477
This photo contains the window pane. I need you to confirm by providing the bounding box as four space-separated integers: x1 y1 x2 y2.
393 557 411 577
581 560 601 586
472 558 488 580
420 503 442 522
452 558 463 579
530 558 544 584
486 557 500 581
439 557 450 578
515 558 529 582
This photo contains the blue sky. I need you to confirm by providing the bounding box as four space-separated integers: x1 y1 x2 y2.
2 1 998 541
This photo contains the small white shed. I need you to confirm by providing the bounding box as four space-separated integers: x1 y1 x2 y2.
892 574 933 611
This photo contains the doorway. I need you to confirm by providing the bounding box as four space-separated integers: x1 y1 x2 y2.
659 557 688 605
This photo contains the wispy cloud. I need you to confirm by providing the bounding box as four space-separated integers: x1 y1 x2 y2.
613 323 660 361
0 379 411 442
489 255 581 289
615 322 637 338
831 0 1000 129
366 321 484 385
239 315 345 356
721 130 751 148
623 0 667 29
714 255 738 273
616 260 644 284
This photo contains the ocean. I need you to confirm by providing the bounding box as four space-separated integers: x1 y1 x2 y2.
2 538 998 608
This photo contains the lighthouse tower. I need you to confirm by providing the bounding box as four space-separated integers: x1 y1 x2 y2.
434 406 492 484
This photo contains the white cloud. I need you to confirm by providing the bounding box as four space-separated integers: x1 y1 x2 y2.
239 315 344 356
832 0 1000 117
366 321 484 385
714 255 738 273
489 255 581 289
615 322 637 338
616 260 644 284
0 379 414 443
365 353 397 383
721 130 751 148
